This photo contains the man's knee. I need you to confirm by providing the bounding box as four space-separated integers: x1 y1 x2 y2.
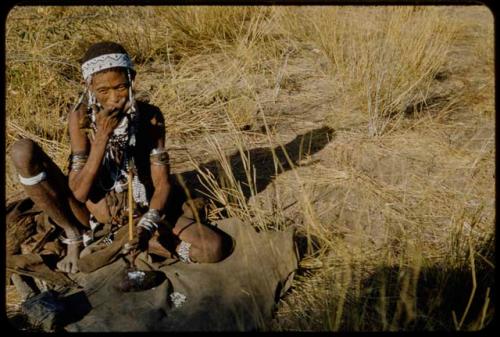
187 235 219 263
10 139 39 172
193 232 232 263
207 235 224 262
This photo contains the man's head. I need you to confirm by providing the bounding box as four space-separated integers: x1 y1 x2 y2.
81 41 136 113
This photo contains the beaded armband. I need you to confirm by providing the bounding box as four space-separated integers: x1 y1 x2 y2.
70 152 89 172
150 148 169 166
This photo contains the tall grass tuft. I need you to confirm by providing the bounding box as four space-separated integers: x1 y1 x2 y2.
277 6 456 136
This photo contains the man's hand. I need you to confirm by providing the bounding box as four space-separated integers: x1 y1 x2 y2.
121 210 161 255
93 97 127 138
122 224 155 255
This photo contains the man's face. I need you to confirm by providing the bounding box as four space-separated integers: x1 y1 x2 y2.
90 70 130 113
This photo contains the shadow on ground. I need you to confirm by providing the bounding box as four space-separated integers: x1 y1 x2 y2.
340 236 495 331
173 126 334 265
179 126 335 201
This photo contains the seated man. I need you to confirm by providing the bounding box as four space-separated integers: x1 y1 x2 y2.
9 41 230 276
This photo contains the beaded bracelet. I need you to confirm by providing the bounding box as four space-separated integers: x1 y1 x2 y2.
137 218 158 233
70 153 88 172
137 209 163 234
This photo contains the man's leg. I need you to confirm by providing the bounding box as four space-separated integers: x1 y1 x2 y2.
171 202 233 263
10 139 90 273
10 274 38 301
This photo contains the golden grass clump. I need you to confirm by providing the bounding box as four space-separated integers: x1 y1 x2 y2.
277 6 457 135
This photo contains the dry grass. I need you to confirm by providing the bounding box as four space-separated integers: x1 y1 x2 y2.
277 6 458 136
5 5 494 331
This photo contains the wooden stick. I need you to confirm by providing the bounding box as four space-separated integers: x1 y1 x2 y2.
128 168 134 242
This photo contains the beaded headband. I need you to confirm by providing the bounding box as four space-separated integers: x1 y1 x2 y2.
81 53 134 81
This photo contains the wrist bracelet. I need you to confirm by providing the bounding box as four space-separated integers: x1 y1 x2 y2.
137 209 164 235
138 219 158 233
143 208 163 223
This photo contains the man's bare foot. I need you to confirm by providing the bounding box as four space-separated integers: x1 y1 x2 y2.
148 235 174 259
57 242 82 274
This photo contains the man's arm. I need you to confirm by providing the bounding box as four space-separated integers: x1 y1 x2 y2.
149 156 171 212
148 111 171 213
130 110 171 252
67 103 122 202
